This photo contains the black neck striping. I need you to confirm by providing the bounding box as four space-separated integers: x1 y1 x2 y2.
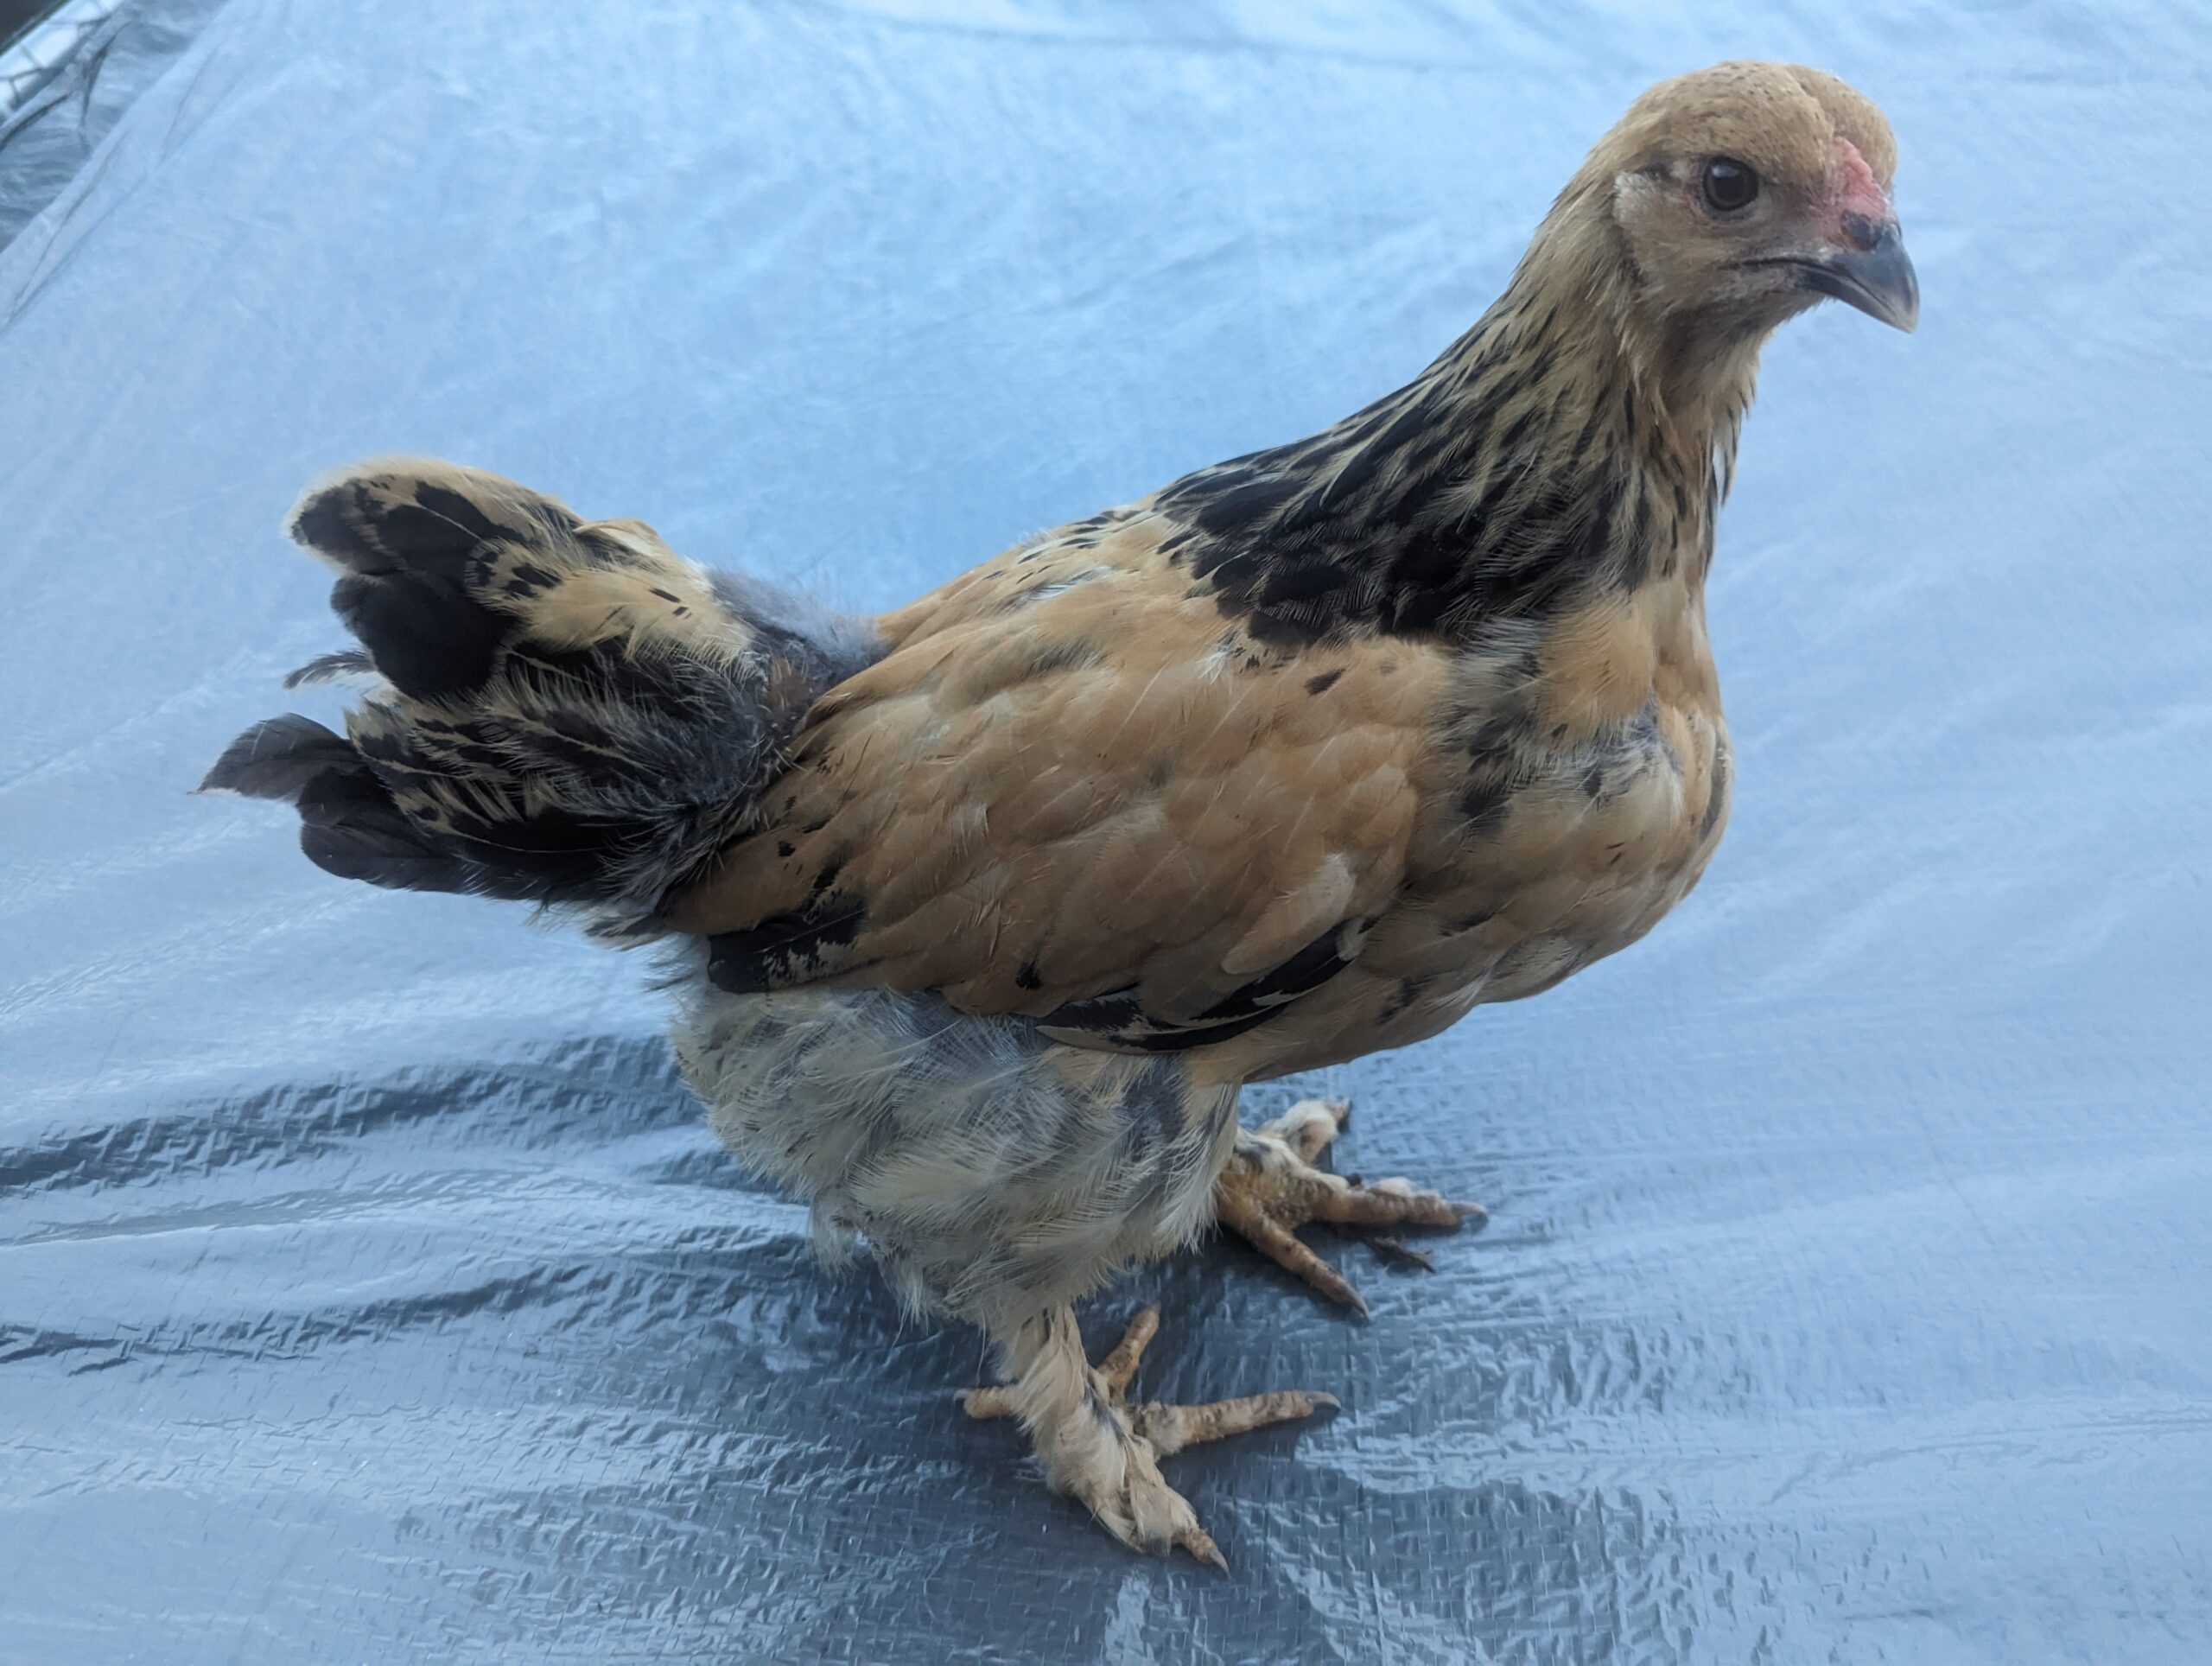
1154 289 1711 650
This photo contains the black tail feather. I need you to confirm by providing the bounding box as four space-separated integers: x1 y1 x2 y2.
201 712 480 894
201 714 359 803
282 650 375 690
209 459 880 933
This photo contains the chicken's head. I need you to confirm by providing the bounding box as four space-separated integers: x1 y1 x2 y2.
1584 60 1917 338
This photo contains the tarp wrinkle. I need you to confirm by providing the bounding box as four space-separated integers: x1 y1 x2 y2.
2 3 2206 1661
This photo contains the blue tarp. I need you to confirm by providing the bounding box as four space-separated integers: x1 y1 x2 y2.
3 3 2207 1660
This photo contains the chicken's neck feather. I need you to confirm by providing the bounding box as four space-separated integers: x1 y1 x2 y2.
1503 165 1769 489
1159 185 1760 650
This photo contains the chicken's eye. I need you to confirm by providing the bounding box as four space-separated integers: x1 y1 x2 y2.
1701 157 1759 214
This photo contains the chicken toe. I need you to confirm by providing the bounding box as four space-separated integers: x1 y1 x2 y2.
1212 1098 1483 1312
962 1306 1335 1567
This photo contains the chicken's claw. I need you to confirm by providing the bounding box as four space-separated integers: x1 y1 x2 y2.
961 1307 1334 1570
1213 1097 1482 1312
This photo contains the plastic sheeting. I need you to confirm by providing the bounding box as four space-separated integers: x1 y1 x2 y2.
2 2 2207 1660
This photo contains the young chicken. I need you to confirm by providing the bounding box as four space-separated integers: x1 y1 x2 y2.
205 61 1915 1567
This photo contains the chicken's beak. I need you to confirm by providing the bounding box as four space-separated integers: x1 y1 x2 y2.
1797 213 1919 334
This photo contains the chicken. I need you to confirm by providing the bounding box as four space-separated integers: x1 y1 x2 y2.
203 60 1915 1567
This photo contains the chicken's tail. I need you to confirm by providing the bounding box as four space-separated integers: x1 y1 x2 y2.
201 458 879 938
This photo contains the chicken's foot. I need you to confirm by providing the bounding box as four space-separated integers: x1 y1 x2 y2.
962 1306 1333 1569
1213 1097 1482 1313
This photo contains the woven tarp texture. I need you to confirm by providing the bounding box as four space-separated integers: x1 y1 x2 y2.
2 3 2207 1661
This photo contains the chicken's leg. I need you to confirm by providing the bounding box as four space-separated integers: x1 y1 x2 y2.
1213 1097 1482 1313
962 1305 1333 1568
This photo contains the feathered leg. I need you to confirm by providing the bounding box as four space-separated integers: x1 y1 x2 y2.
962 1305 1334 1569
1213 1098 1484 1313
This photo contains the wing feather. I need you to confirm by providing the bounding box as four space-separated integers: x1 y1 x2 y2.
670 518 1449 1048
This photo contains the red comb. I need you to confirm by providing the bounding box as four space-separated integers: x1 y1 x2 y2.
1832 137 1891 224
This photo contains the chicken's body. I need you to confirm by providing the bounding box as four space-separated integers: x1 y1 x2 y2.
207 62 1915 1565
677 308 1736 1077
